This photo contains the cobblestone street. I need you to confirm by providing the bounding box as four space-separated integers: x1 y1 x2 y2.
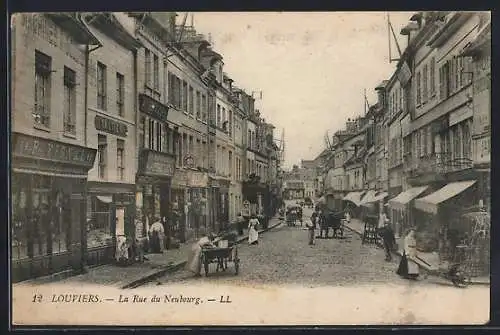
150 208 407 287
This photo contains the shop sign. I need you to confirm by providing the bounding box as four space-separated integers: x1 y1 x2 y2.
139 94 169 122
145 150 175 177
21 14 85 66
187 171 208 188
12 133 96 167
95 115 128 137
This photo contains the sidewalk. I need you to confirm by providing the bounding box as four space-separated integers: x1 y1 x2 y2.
18 217 283 289
344 218 490 285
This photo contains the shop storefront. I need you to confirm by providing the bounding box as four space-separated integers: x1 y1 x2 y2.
414 180 478 255
210 177 230 232
135 149 175 246
11 133 96 282
85 182 135 267
187 170 209 239
388 186 429 238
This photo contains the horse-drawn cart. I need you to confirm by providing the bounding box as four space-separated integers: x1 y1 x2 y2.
319 210 345 238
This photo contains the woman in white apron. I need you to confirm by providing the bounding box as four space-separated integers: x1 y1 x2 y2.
397 228 420 279
186 233 216 277
248 215 260 245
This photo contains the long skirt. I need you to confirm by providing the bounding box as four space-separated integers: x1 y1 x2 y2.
397 252 419 278
248 227 259 244
186 244 203 275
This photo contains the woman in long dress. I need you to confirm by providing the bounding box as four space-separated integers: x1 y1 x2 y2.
186 233 216 277
248 215 260 245
397 228 420 279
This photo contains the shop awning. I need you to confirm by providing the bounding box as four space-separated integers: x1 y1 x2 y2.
343 191 363 206
414 180 476 214
96 195 113 203
372 192 389 203
389 186 429 210
360 190 377 206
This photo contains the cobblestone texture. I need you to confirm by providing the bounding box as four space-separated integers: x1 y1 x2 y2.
151 207 411 287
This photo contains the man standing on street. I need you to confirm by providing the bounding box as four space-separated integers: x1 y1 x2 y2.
307 210 318 245
380 221 396 261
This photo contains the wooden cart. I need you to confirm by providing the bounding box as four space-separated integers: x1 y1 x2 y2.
200 245 240 276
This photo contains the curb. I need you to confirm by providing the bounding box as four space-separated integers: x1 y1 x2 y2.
120 220 283 289
344 224 490 286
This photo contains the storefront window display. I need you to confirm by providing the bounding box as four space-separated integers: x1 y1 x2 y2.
11 178 29 260
86 195 113 249
11 173 73 260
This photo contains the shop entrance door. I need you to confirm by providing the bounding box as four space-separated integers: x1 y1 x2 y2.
116 207 125 236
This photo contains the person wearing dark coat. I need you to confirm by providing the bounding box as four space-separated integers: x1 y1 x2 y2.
380 222 396 261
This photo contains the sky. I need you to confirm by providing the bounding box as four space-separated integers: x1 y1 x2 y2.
185 12 413 169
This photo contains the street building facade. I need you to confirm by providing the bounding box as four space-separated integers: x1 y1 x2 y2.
320 11 490 275
84 13 141 266
11 12 282 282
11 13 99 281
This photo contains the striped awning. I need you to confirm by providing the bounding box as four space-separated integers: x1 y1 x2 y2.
359 190 377 206
414 181 476 214
389 186 429 210
343 191 363 206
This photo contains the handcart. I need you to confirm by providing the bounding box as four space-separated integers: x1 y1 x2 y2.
200 242 240 276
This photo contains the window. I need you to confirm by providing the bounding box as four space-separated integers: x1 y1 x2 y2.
182 81 188 111
117 139 125 181
188 86 194 116
422 64 428 103
149 119 155 149
196 91 201 119
97 62 107 110
156 121 162 152
153 54 159 90
145 49 151 86
439 62 450 100
229 151 233 177
453 126 461 160
222 107 227 125
462 120 472 159
201 94 207 122
87 195 113 248
140 117 146 149
217 104 221 126
175 77 182 109
416 71 421 105
430 57 436 96
63 66 76 134
34 50 52 127
116 72 124 117
98 135 107 179
229 110 233 137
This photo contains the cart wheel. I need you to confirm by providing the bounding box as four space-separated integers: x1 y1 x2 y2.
452 265 470 288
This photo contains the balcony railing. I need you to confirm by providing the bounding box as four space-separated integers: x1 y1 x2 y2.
404 152 473 178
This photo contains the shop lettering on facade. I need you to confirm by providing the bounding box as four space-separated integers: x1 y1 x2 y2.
187 171 208 188
13 133 96 167
95 115 128 137
21 14 85 66
139 94 169 122
146 151 175 177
